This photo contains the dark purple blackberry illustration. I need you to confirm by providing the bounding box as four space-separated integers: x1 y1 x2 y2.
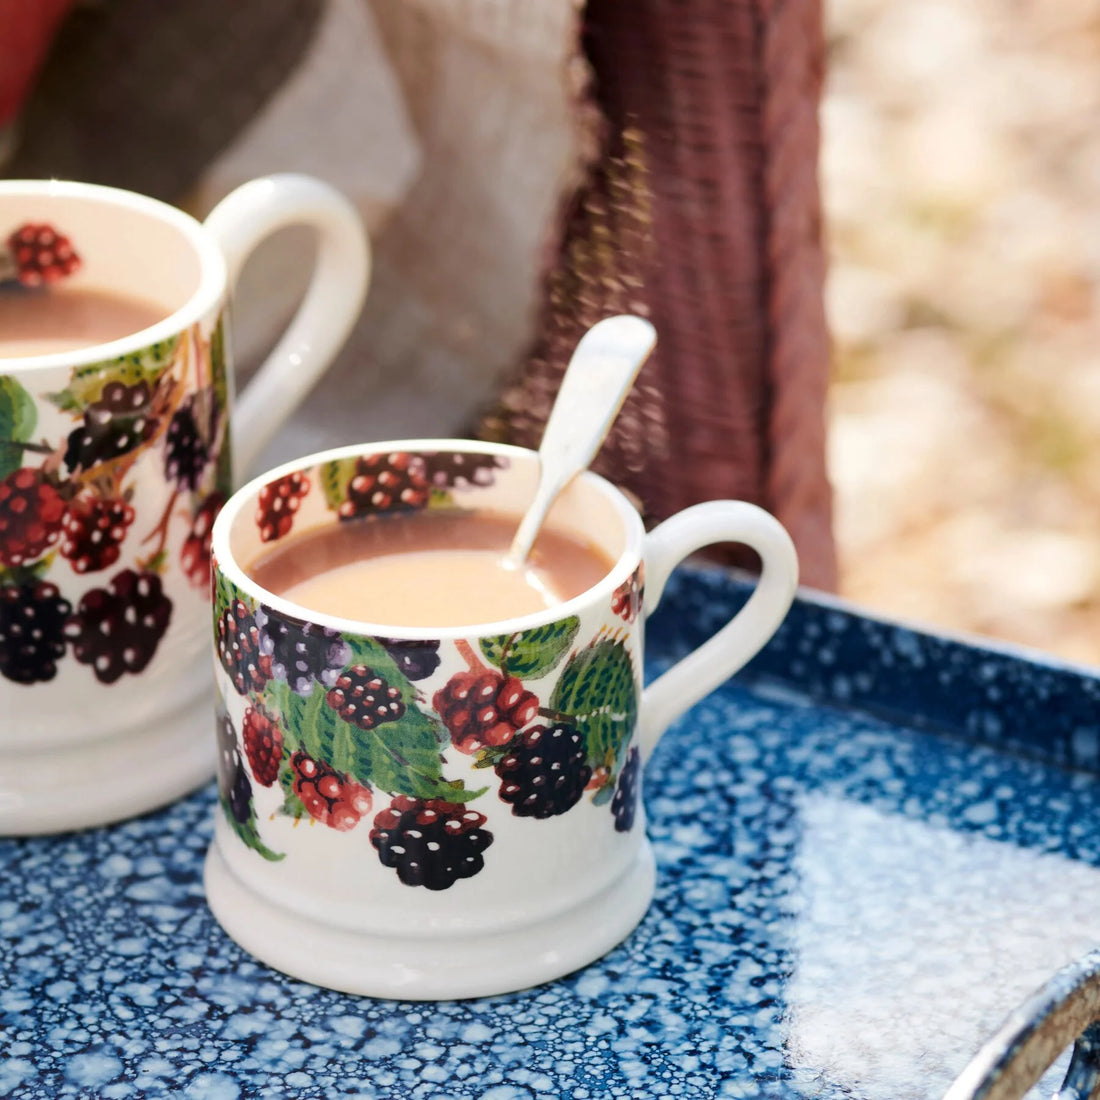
377 637 440 682
254 607 350 695
611 746 641 832
64 380 158 472
495 723 591 819
325 665 406 730
0 581 71 683
216 599 268 695
65 569 172 683
371 796 493 890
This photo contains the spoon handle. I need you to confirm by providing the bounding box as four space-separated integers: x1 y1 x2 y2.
509 315 657 564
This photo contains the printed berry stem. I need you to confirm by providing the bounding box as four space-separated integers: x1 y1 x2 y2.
137 486 181 570
0 440 53 456
537 706 573 724
454 638 486 674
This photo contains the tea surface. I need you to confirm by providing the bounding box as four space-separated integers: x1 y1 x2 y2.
247 509 614 628
0 286 167 357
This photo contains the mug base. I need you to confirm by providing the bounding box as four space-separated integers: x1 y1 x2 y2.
0 691 215 835
203 839 657 1001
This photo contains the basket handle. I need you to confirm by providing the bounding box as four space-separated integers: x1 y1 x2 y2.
943 950 1100 1100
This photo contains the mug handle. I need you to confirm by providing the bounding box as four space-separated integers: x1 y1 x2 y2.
637 501 799 761
202 174 371 483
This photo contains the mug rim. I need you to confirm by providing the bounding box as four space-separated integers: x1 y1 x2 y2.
0 178 226 372
212 439 644 641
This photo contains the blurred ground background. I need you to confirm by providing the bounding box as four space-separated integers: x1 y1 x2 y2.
823 0 1100 666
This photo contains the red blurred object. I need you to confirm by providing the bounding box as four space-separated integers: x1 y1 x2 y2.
0 0 76 126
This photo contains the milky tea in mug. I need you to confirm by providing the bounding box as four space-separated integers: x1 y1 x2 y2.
246 507 615 627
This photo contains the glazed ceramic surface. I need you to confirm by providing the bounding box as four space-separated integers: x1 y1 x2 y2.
0 177 369 833
205 441 798 998
4 569 1100 1098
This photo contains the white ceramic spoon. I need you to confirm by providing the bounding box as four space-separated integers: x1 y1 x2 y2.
507 314 658 566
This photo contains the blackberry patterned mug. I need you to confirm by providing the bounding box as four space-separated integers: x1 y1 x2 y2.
205 439 798 999
0 177 369 834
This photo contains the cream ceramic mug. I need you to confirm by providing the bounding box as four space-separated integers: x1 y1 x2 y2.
0 176 369 834
204 439 798 999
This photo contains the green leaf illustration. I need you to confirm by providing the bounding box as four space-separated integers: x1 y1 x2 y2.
319 457 358 512
221 799 284 862
47 336 180 414
266 676 483 803
207 320 233 495
212 569 244 624
550 637 639 771
480 617 580 680
0 376 37 479
591 783 615 807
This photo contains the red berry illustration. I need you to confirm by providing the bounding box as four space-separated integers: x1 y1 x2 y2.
241 704 283 787
326 665 406 730
256 472 310 542
0 466 67 567
338 453 430 519
611 566 644 623
370 796 493 890
181 492 225 587
65 569 173 683
290 750 372 831
6 223 80 286
59 493 134 574
433 669 539 754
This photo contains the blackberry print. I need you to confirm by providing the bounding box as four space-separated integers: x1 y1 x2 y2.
164 397 210 491
65 569 172 683
6 222 80 285
59 494 134 574
290 751 373 832
434 670 539 754
0 467 67 567
370 796 493 890
423 451 507 490
255 607 350 695
64 380 158 472
611 746 641 832
0 581 71 684
325 666 406 730
495 723 592 819
216 713 252 824
216 600 268 695
339 453 430 519
256 472 310 542
180 492 224 587
378 637 440 682
242 704 283 787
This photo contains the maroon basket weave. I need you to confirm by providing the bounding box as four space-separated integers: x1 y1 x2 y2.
479 0 836 591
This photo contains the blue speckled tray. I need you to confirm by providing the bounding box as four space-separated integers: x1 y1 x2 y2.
5 568 1100 1100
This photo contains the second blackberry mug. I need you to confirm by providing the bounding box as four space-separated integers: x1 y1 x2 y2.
0 176 369 834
